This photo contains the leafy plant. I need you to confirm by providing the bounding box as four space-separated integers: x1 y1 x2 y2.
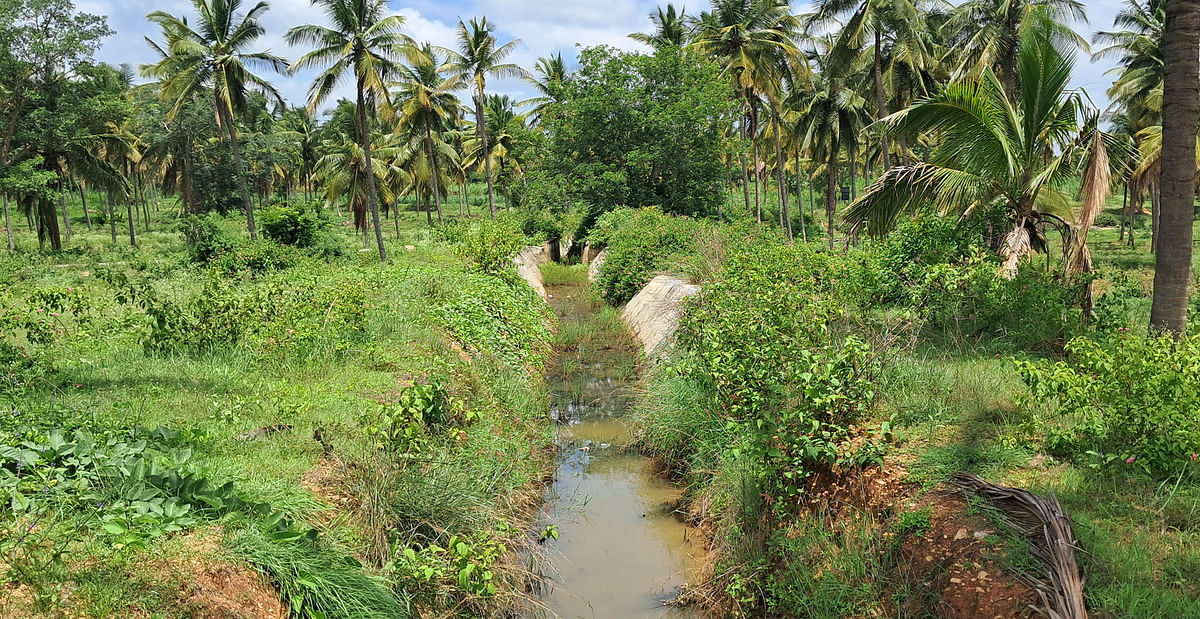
260 203 327 248
1016 334 1200 477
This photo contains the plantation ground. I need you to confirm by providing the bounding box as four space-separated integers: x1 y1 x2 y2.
1 193 558 617
2 186 1198 618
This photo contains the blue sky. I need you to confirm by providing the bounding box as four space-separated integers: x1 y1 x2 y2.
80 0 1129 117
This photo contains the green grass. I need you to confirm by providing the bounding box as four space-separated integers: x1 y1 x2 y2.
0 204 555 617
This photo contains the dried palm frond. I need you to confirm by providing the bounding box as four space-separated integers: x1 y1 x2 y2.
1067 129 1111 277
999 221 1032 279
952 472 1087 619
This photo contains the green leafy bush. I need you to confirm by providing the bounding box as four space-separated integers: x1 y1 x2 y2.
260 203 326 248
100 268 368 355
178 213 236 263
209 239 302 276
906 251 1083 350
442 217 525 278
430 270 552 369
1016 334 1200 477
672 242 885 506
588 207 707 304
363 382 456 454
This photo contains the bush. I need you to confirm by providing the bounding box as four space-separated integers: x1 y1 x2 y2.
1094 212 1123 228
209 240 302 276
671 242 885 506
260 203 326 248
424 268 553 369
178 213 236 263
588 207 708 304
1016 334 1200 477
442 217 526 278
906 251 1083 350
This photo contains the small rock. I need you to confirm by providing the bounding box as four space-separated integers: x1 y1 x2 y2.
973 530 991 540
978 570 989 580
954 527 969 540
974 587 985 593
405 245 415 251
924 555 934 563
950 577 963 584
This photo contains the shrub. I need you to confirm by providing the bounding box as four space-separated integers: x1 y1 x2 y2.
1093 212 1122 228
178 213 236 263
673 242 885 506
426 269 553 369
209 240 302 276
445 217 525 278
869 216 976 302
907 251 1083 350
588 207 707 304
1016 334 1200 477
260 203 326 248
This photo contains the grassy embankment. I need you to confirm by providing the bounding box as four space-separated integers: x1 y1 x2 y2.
0 196 558 617
585 206 1199 617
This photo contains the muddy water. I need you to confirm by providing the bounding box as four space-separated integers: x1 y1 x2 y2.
540 282 703 619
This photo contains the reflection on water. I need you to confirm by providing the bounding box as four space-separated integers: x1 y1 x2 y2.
540 285 702 619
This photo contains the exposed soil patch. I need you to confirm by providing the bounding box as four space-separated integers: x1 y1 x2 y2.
896 493 1037 618
158 532 288 619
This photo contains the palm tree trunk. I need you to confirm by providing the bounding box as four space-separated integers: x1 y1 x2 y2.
1119 182 1128 241
106 191 116 243
850 144 858 201
59 177 72 244
874 29 891 170
2 193 13 251
217 99 257 240
1150 185 1160 253
426 124 443 224
475 86 497 218
126 196 136 247
739 146 752 215
79 182 93 229
826 147 838 250
796 151 807 243
749 100 761 223
770 102 791 242
356 81 387 262
38 196 61 251
1150 0 1199 334
1129 190 1140 249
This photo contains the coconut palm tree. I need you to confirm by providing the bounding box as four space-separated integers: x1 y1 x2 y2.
810 0 930 171
523 53 568 127
630 4 691 49
394 43 463 224
285 0 416 262
793 42 870 248
462 95 525 211
1149 0 1199 334
1093 0 1166 124
278 107 320 201
440 18 529 218
142 0 287 240
942 0 1087 96
690 0 801 221
845 17 1117 278
315 124 400 234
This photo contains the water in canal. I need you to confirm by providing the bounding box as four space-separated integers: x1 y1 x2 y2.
538 277 703 619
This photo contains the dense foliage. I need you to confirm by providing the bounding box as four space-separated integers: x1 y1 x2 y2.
1018 334 1200 476
536 46 732 236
